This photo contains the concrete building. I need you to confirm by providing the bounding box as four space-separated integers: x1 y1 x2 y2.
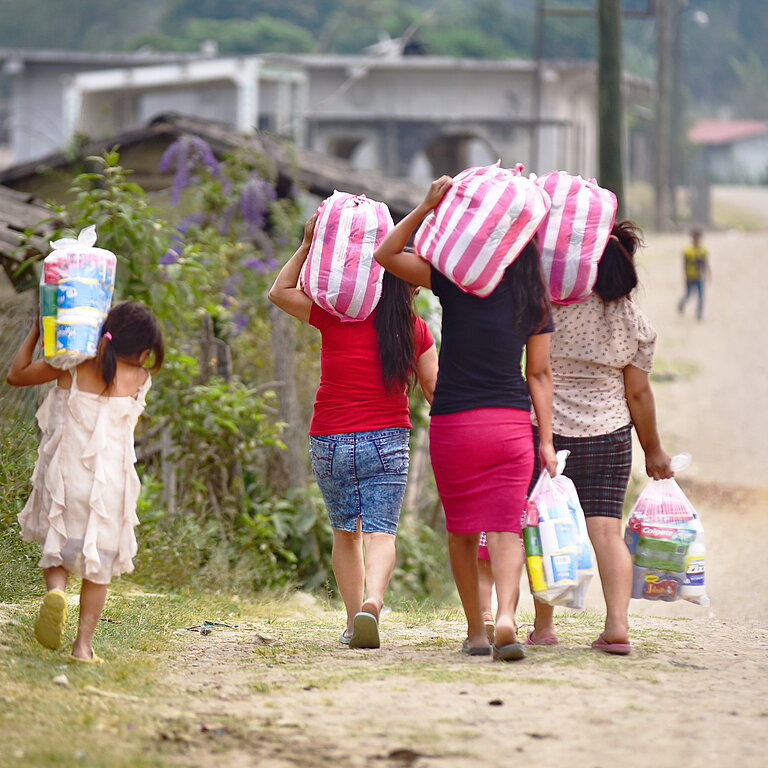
689 119 768 185
0 49 210 165
0 48 651 184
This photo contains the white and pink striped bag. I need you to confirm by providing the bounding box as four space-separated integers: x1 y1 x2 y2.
534 172 617 305
300 191 394 322
414 163 552 297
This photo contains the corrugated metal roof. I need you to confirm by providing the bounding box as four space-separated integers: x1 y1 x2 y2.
0 113 425 221
0 186 55 291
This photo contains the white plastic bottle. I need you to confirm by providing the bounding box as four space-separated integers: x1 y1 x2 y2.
679 517 709 606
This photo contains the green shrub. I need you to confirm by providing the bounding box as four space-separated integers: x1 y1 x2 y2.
390 512 452 605
0 416 44 600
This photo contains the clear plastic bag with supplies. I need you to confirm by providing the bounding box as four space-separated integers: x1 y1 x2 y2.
523 451 594 608
624 453 709 606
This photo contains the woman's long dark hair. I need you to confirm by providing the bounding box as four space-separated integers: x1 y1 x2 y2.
373 270 418 392
95 301 165 390
504 238 551 332
593 220 643 302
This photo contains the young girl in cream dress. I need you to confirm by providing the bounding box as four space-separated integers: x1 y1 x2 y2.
8 301 164 662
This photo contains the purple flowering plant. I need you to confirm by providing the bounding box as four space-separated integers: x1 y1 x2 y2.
159 138 300 338
159 135 221 204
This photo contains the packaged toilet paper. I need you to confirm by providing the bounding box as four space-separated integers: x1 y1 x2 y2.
39 225 116 369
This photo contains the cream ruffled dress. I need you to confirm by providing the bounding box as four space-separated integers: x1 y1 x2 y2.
18 369 151 585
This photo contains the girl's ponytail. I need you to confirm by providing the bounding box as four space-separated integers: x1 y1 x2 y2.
95 329 118 390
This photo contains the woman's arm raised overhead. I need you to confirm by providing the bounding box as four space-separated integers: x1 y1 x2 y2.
267 215 317 323
374 176 453 289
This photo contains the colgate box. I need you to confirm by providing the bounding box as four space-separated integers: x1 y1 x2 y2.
625 518 696 572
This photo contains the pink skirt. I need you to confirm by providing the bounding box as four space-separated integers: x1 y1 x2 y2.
429 407 534 535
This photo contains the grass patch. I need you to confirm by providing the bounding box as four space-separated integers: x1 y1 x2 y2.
650 356 700 383
0 585 270 768
711 201 765 232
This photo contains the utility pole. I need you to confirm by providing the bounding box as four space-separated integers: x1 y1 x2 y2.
597 0 625 217
531 0 545 173
534 0 653 210
654 0 674 231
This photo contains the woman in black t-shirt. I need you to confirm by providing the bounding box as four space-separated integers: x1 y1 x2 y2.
375 177 557 661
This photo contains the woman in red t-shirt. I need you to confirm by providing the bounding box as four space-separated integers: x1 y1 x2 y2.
269 216 437 650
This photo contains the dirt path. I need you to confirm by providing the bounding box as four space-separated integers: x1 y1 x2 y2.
147 601 768 768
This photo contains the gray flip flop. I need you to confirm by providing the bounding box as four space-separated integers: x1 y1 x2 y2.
462 639 492 656
493 642 526 661
348 611 380 649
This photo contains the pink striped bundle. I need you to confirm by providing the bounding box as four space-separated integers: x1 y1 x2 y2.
300 191 394 322
414 163 552 297
534 172 617 305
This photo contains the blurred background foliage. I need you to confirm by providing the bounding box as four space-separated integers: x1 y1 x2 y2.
0 0 765 119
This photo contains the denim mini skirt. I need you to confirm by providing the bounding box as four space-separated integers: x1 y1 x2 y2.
309 427 410 534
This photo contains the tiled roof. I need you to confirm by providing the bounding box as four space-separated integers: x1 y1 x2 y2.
688 119 768 146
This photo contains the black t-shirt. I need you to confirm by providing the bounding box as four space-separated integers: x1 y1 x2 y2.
430 266 554 415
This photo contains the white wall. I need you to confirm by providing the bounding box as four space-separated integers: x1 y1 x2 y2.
10 64 75 160
708 135 768 184
139 83 238 128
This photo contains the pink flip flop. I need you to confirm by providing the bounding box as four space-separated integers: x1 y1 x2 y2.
525 631 559 646
591 633 632 655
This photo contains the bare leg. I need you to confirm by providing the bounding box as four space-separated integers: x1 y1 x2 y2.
477 557 494 624
447 531 488 648
332 526 365 636
485 531 523 647
531 599 557 642
587 516 632 644
360 532 397 620
72 579 108 659
43 566 68 592
34 567 70 650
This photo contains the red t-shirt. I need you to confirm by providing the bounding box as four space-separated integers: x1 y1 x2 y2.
309 304 434 435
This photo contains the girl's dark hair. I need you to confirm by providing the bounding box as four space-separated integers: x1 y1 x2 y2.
95 301 165 390
373 270 418 392
593 220 643 302
504 238 551 332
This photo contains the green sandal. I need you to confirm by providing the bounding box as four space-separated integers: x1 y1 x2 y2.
68 651 104 665
34 589 68 650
